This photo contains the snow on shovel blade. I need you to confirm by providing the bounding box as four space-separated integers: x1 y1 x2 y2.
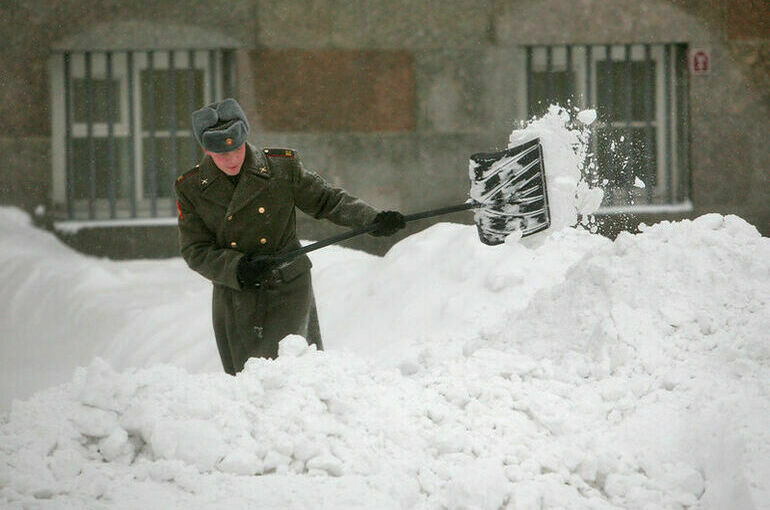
468 137 550 245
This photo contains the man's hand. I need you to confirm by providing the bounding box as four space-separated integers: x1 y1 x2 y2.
371 211 406 237
236 255 276 287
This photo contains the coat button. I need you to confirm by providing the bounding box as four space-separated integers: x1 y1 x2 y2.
230 241 238 248
258 207 265 214
227 215 233 221
260 238 267 245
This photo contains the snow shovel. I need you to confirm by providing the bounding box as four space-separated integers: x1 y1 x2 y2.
265 137 550 264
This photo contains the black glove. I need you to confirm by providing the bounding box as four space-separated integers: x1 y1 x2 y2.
236 255 276 287
371 210 406 237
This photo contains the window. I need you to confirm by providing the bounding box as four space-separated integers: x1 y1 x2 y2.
51 49 236 220
525 44 690 209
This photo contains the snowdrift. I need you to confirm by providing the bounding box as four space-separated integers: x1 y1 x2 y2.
0 207 221 408
1 208 768 509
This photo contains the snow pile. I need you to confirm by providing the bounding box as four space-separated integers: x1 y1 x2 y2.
317 223 606 364
506 214 769 367
2 209 769 508
493 214 770 508
0 208 220 407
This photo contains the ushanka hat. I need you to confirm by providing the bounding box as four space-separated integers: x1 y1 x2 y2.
192 98 250 153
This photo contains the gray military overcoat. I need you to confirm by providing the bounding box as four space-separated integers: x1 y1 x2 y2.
175 143 379 374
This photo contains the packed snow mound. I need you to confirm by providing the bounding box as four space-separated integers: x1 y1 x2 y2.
0 204 604 409
506 213 769 366
2 213 768 509
0 206 378 408
0 207 219 407
320 221 607 362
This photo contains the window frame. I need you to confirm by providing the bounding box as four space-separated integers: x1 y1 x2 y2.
523 43 690 212
50 48 234 221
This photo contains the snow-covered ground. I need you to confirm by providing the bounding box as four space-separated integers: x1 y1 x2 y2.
1 109 768 509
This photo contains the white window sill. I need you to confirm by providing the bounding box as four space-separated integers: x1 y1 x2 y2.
54 217 177 234
596 200 693 215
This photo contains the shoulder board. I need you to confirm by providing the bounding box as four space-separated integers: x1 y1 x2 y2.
176 165 200 183
263 148 296 158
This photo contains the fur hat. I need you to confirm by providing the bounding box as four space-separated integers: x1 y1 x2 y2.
191 98 250 153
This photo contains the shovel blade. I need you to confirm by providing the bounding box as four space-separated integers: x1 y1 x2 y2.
469 138 550 245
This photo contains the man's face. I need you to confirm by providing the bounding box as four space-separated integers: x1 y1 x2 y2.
204 144 246 176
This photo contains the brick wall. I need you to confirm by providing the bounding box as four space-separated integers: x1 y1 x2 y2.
250 49 416 132
726 0 770 40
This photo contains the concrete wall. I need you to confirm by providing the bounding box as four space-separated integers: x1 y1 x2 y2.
0 0 767 259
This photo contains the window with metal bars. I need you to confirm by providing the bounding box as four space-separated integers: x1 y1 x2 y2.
525 44 690 210
51 48 236 220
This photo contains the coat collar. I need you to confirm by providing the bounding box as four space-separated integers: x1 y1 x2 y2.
198 144 272 214
198 156 231 208
228 145 271 216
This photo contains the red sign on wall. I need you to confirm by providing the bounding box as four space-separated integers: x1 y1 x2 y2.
689 49 711 75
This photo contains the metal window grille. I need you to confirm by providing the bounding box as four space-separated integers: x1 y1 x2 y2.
525 43 690 208
55 48 236 220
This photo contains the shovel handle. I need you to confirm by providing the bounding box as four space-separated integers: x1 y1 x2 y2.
402 201 479 222
268 201 479 264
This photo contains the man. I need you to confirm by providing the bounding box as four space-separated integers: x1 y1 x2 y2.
175 98 405 375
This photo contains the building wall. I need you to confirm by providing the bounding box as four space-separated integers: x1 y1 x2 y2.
0 0 767 259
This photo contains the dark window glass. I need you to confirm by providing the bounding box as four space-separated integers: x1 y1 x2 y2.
529 70 575 117
73 79 121 123
72 138 131 199
142 136 193 198
140 69 204 130
596 127 658 205
595 60 656 122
